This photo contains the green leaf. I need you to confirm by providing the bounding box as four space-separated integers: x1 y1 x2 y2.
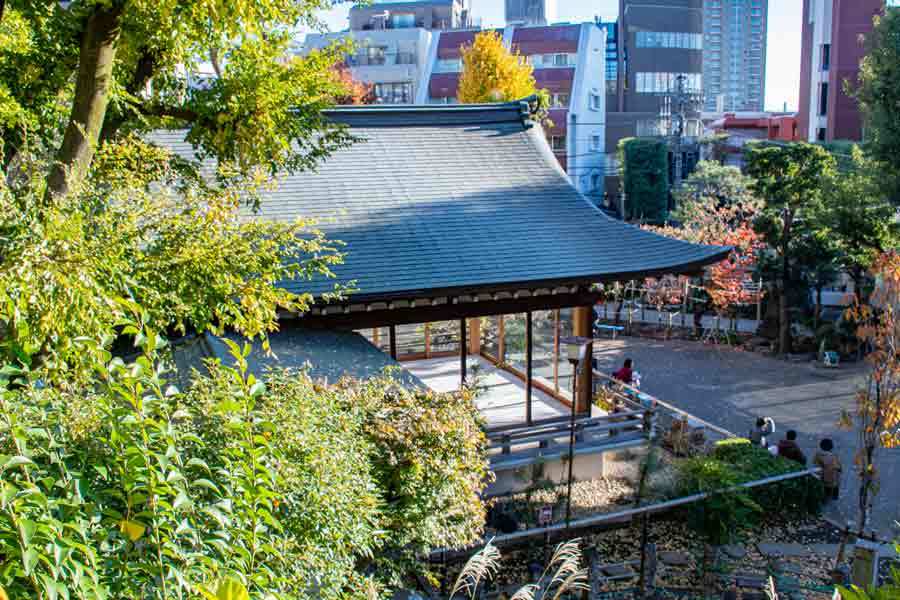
119 519 146 542
215 578 249 600
2 455 34 470
22 547 38 575
248 381 266 398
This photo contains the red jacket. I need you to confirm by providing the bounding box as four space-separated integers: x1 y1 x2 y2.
613 367 633 384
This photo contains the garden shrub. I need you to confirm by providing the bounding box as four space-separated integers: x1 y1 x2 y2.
618 137 669 223
0 333 489 599
677 438 824 545
711 438 824 515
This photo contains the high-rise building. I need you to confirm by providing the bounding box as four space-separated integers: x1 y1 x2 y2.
702 0 768 112
797 0 883 142
505 0 557 26
604 0 704 204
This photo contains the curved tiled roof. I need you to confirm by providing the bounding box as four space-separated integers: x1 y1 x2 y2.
152 101 729 302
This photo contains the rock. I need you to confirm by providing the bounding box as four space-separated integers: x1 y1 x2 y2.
659 550 691 566
600 563 634 578
720 544 747 560
757 543 814 558
734 573 767 589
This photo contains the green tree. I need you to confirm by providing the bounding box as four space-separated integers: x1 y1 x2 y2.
747 142 837 354
0 334 489 598
0 139 344 381
619 137 669 222
673 159 761 231
856 7 900 201
817 147 899 301
0 0 354 199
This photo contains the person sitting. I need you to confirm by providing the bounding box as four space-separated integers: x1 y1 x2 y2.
613 358 634 385
749 416 775 447
777 430 807 465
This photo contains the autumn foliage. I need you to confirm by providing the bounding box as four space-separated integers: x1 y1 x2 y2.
332 64 374 105
842 251 900 533
458 31 538 103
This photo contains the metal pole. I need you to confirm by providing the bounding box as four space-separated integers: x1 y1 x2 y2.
460 319 467 387
389 325 397 360
526 310 533 425
565 358 578 528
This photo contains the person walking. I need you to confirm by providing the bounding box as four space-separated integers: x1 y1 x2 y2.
777 430 807 465
813 438 843 501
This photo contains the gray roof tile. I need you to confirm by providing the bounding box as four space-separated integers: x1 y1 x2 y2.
152 102 728 302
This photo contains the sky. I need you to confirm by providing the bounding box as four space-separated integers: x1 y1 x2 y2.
311 0 803 112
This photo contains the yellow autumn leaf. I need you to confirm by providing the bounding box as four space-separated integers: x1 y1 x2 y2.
0 585 8 600
119 519 146 542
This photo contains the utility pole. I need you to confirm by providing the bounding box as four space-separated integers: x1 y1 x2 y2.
661 74 703 189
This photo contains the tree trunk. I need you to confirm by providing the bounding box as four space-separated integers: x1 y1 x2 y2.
779 245 792 355
814 285 823 332
46 4 123 199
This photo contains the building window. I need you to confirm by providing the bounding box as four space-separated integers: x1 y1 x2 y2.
390 13 415 28
591 172 602 191
589 92 602 111
636 119 663 137
550 92 570 108
819 82 828 116
551 135 566 153
821 43 830 71
435 58 461 73
530 53 576 68
817 128 826 142
636 72 702 94
374 82 412 104
590 134 602 151
636 31 703 50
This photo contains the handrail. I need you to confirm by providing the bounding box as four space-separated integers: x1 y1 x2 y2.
459 467 822 549
592 370 736 439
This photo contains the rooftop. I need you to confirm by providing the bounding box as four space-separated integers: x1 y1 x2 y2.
154 101 729 304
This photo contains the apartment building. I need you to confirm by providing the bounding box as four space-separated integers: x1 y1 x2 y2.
703 0 768 112
605 0 704 202
419 23 607 204
301 4 606 204
797 0 883 142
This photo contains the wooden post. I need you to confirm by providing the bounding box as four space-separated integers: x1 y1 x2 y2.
468 317 481 355
526 310 533 425
424 322 431 358
389 325 397 360
573 305 593 414
460 319 467 387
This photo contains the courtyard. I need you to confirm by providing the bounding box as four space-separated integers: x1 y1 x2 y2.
590 335 900 539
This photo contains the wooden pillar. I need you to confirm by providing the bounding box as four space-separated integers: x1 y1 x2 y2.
460 318 467 387
389 325 397 360
573 305 593 414
468 318 481 355
526 310 533 425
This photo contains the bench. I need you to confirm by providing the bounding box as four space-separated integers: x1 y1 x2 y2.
595 323 625 339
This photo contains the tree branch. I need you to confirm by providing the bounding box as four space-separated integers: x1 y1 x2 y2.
135 103 199 122
99 48 160 142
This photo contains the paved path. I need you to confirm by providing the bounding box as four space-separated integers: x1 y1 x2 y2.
591 337 900 539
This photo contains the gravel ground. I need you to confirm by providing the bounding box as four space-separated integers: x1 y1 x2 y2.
590 337 900 540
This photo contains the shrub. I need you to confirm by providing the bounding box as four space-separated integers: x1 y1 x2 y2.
618 137 669 222
711 438 824 515
0 333 489 598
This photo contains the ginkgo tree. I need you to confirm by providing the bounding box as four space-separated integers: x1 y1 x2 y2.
457 30 549 118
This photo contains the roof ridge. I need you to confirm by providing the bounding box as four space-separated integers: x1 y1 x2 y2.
324 98 535 127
